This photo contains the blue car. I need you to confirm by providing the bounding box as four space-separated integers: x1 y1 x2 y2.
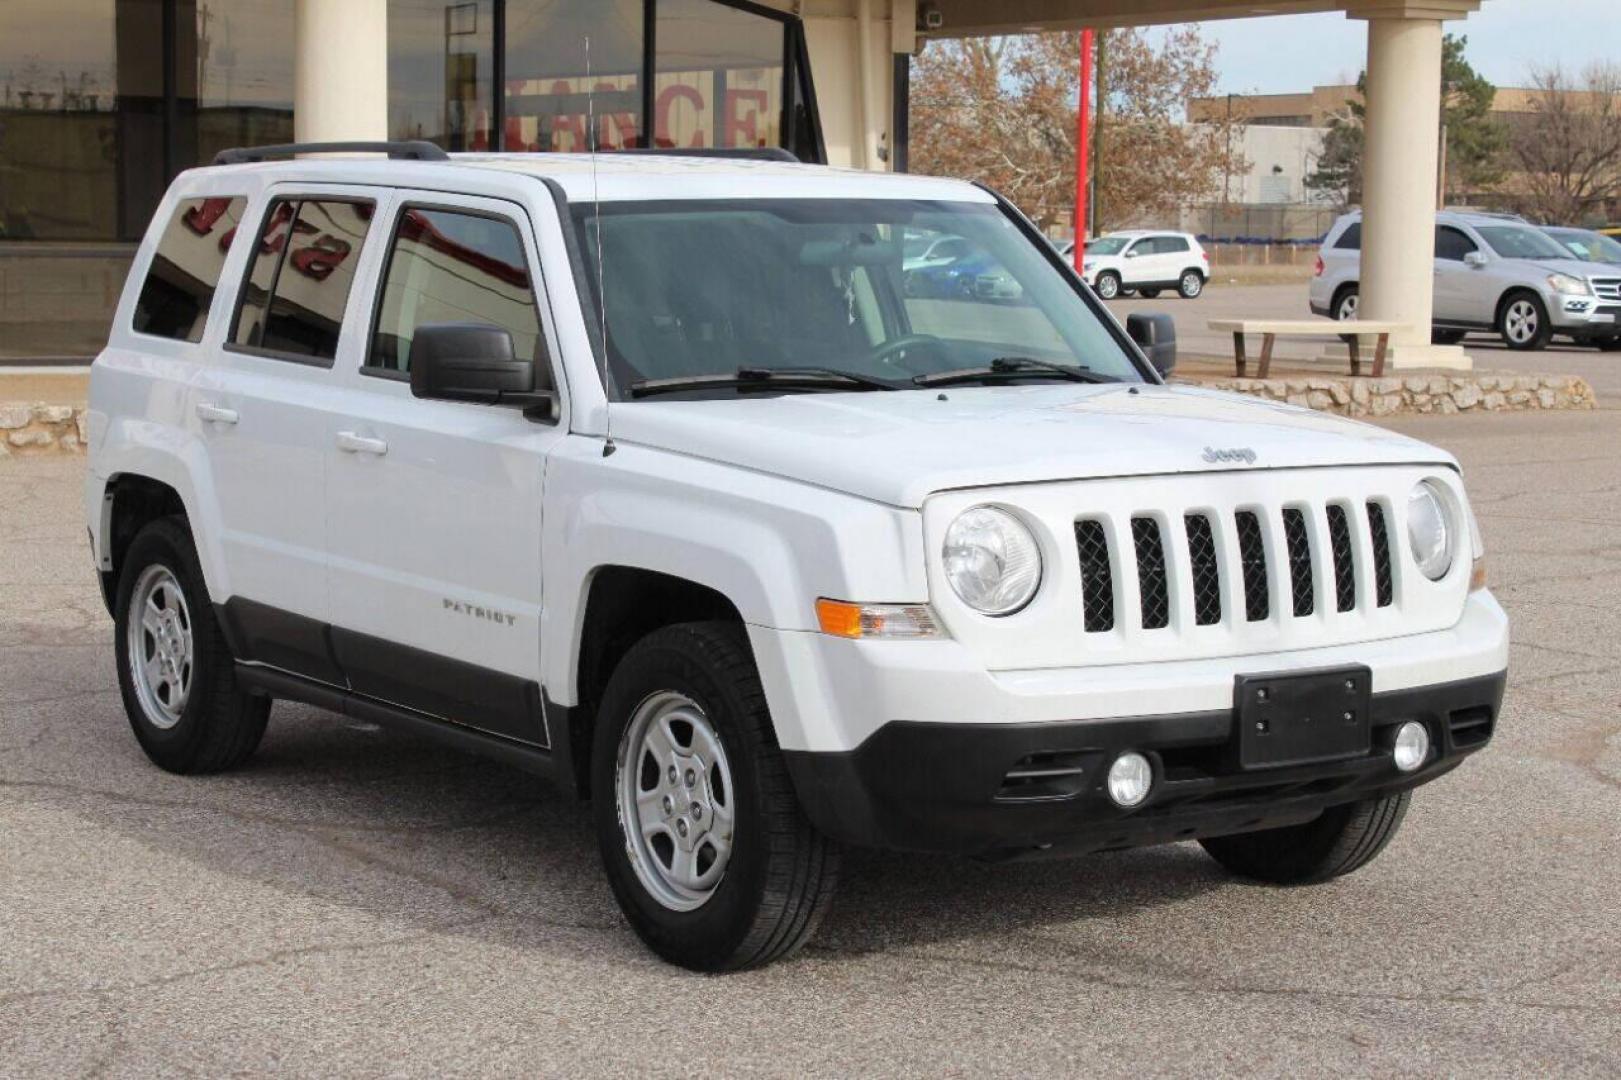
904 252 1024 302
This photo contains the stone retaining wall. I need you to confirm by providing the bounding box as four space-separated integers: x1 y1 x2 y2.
0 403 87 456
1183 371 1596 417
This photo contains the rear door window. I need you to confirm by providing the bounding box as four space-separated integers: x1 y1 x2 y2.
231 197 375 363
133 197 248 343
1157 236 1190 253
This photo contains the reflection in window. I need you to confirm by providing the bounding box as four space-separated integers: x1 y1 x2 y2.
233 199 373 360
654 0 784 150
190 1 295 166
505 0 643 151
370 207 541 374
390 0 494 150
134 196 248 342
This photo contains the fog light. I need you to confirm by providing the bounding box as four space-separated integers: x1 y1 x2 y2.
1393 721 1430 773
1106 752 1153 808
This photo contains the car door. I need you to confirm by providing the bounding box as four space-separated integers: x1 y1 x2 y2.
324 192 566 746
1120 238 1151 286
1432 224 1483 325
193 187 381 683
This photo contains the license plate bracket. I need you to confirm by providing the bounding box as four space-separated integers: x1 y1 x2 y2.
1236 665 1372 770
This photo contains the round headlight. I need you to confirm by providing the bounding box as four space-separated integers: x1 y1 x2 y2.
943 507 1043 616
1407 480 1455 581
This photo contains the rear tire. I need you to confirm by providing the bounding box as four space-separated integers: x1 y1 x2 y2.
1332 285 1359 322
1094 271 1121 300
592 622 839 971
1177 270 1205 299
114 517 269 774
1200 792 1411 885
1498 290 1552 351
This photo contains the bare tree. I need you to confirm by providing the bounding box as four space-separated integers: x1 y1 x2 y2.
910 28 1244 233
1506 63 1621 224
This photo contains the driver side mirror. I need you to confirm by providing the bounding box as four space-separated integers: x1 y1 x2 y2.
1127 313 1177 377
1463 251 1488 269
409 322 557 421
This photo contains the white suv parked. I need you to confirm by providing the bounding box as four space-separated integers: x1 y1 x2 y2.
1079 230 1210 300
87 142 1508 971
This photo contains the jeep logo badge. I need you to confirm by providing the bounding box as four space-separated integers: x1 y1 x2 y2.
1202 446 1257 465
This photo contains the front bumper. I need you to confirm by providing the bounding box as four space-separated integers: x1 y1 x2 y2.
1551 296 1620 337
784 670 1504 858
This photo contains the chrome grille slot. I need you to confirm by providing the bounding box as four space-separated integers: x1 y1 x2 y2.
1366 500 1395 607
1184 513 1222 626
1325 504 1356 612
1234 510 1269 621
1282 508 1315 617
1075 520 1115 632
1132 517 1170 630
1592 277 1621 301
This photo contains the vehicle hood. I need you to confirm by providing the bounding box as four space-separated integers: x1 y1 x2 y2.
1510 256 1607 279
608 384 1456 508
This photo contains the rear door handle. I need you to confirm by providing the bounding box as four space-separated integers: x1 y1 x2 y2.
336 431 388 456
195 402 239 425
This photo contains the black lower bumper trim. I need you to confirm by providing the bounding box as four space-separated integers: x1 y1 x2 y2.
783 671 1505 857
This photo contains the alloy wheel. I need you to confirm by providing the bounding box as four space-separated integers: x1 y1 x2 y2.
615 691 736 912
127 564 194 729
1336 292 1359 320
1504 299 1539 344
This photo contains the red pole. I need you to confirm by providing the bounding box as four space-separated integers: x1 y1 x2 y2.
1074 28 1094 271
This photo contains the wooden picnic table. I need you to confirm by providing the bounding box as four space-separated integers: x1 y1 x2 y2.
1207 319 1408 379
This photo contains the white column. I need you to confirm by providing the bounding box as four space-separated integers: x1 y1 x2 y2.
802 0 911 170
1354 10 1467 370
294 0 388 144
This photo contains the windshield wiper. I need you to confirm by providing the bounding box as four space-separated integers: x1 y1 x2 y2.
912 356 1116 387
629 366 899 399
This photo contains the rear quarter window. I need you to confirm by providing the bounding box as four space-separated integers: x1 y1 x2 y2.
1332 222 1362 251
132 197 248 343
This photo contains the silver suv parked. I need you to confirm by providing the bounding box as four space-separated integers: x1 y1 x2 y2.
1310 211 1621 351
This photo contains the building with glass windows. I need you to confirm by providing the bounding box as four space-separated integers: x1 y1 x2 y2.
0 0 859 360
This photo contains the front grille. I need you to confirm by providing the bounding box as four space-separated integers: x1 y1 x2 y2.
1063 488 1404 638
1591 277 1621 301
1234 510 1269 621
1075 520 1115 632
1184 513 1222 626
1325 504 1356 612
1367 501 1395 607
1282 508 1315 617
1131 517 1170 630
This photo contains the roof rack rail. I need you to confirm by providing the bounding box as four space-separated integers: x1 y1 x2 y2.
212 140 450 166
606 147 800 163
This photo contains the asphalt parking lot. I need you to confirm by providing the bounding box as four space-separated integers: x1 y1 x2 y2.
3 404 1620 1075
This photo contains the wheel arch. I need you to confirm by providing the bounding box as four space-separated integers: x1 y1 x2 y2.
566 565 747 798
96 472 192 614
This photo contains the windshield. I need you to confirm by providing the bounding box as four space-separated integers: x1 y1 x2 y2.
1476 225 1570 260
572 199 1144 400
1085 236 1131 256
1549 229 1621 264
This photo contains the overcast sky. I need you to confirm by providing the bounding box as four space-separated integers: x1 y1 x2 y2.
1200 0 1618 94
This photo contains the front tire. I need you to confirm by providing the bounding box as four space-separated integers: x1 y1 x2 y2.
1200 792 1411 885
1499 291 1552 351
1094 271 1121 300
114 517 269 774
592 622 839 971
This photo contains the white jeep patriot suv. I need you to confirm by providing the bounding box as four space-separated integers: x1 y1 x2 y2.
87 141 1509 971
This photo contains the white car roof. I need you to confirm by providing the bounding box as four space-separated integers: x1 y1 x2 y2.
182 152 995 205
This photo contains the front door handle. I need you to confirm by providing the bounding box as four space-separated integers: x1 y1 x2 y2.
195 402 239 425
336 431 388 456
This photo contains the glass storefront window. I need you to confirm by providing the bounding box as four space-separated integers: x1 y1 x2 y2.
654 0 784 151
389 0 494 151
0 0 121 241
190 1 295 167
505 0 644 152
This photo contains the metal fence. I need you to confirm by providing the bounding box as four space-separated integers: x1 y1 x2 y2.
1180 203 1345 245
